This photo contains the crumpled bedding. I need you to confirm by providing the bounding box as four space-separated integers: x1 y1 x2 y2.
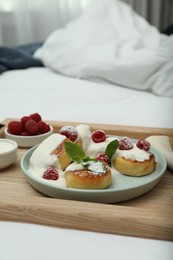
0 43 43 74
34 0 173 97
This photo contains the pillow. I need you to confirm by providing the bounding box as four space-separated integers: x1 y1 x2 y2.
34 0 173 97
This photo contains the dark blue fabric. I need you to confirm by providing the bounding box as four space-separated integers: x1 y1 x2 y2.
162 24 173 35
0 42 44 74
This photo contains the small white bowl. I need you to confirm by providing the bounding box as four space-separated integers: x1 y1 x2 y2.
0 139 18 169
4 125 53 148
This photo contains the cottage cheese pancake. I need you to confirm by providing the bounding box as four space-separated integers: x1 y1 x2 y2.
113 138 157 176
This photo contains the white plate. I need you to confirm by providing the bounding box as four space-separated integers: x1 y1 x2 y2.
20 143 167 203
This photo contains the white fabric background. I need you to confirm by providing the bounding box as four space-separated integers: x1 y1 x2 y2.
0 221 173 260
1 68 173 128
35 0 173 97
0 0 172 46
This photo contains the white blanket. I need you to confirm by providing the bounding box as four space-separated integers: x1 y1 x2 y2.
34 0 173 97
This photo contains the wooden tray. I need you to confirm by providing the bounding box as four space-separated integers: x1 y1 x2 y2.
0 118 173 241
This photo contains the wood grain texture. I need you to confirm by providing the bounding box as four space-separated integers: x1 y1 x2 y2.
0 119 173 241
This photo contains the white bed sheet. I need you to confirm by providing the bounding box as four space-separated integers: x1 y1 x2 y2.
0 67 173 260
0 221 173 260
1 67 173 128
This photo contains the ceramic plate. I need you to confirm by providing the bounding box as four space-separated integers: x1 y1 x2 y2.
20 143 167 203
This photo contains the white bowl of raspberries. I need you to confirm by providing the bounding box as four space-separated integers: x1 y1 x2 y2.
4 113 53 148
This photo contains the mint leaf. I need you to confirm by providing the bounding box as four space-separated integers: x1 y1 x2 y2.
83 156 92 162
105 139 119 161
65 142 107 174
65 142 85 163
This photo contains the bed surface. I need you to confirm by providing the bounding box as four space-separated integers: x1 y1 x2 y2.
1 67 173 129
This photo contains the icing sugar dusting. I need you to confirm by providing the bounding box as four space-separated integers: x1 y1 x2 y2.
83 161 106 174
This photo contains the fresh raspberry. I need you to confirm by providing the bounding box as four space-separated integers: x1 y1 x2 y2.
25 119 39 135
119 137 133 150
59 126 78 142
29 113 42 123
136 139 150 151
91 130 106 143
20 131 30 136
42 167 59 180
8 121 23 135
21 116 30 127
96 153 110 165
38 121 51 134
